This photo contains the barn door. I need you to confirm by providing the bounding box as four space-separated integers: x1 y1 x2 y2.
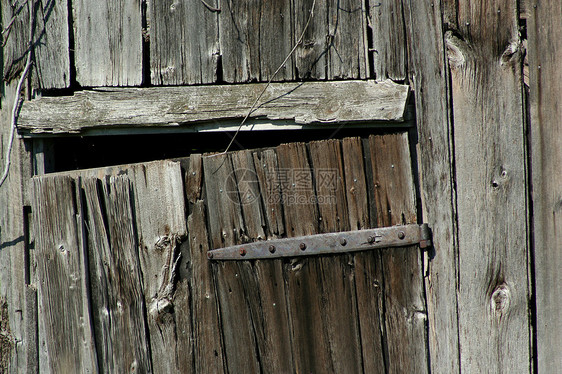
31 133 428 373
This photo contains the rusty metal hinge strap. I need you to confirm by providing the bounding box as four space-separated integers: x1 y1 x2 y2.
208 223 432 261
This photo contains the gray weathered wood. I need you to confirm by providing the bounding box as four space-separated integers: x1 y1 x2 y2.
527 2 562 372
369 0 406 80
2 0 29 83
128 161 188 374
219 0 294 82
185 153 203 204
293 0 329 79
447 2 530 372
81 177 149 373
149 0 219 85
367 133 427 373
18 79 409 136
202 153 261 374
308 139 363 373
188 200 226 373
402 1 460 372
32 176 97 373
32 0 70 89
342 137 385 374
72 0 142 86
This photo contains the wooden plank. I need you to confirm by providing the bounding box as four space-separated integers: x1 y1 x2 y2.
18 80 410 136
32 176 97 373
327 0 369 79
0 80 31 373
527 2 562 372
293 0 328 79
149 0 219 85
447 2 530 372
308 139 363 373
276 142 337 373
401 1 460 372
368 133 427 373
202 153 260 374
230 150 295 373
185 153 203 204
187 201 226 373
72 0 142 86
32 0 71 89
368 0 406 80
219 0 293 82
2 0 29 83
342 137 385 374
128 161 188 374
252 149 284 237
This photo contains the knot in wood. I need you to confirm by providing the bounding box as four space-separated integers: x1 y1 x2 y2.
490 283 510 319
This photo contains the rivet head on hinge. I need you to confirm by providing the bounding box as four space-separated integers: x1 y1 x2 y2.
239 249 247 256
339 237 347 246
269 245 276 253
398 231 405 240
299 243 307 251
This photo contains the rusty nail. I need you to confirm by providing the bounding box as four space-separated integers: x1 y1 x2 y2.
340 237 347 246
207 252 213 260
269 245 276 253
398 231 405 240
239 248 246 256
299 242 307 251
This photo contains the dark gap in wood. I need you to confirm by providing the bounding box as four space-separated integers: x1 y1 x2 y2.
66 0 79 90
398 1 409 85
406 97 424 234
23 205 32 285
140 0 151 87
215 53 224 83
523 78 538 374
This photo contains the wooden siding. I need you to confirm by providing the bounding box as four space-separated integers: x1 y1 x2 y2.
17 80 410 136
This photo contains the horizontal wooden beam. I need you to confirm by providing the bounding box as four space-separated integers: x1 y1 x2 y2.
18 80 409 137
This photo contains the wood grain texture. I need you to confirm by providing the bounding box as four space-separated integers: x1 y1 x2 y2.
18 80 409 135
72 0 142 86
367 133 427 373
32 0 70 89
448 2 530 372
0 82 35 373
149 0 219 85
187 201 226 373
81 177 151 373
402 1 460 372
219 0 293 82
2 0 29 83
202 153 261 374
32 176 97 373
527 2 562 372
129 161 188 374
368 0 406 80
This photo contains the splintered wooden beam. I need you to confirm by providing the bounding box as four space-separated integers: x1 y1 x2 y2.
17 79 409 136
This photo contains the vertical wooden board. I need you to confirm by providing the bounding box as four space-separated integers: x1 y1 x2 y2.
327 0 368 79
0 82 30 373
293 0 328 79
2 0 29 83
308 139 363 374
368 0 406 80
368 133 428 373
231 150 295 374
149 0 219 85
276 142 335 373
32 176 97 373
401 1 460 372
185 153 203 204
129 161 188 374
218 0 260 83
528 2 562 372
187 201 225 373
342 136 386 374
202 153 260 374
450 2 530 372
73 0 142 86
252 149 284 237
32 0 71 89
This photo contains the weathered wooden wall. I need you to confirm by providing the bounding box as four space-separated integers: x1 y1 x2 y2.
1 0 561 372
